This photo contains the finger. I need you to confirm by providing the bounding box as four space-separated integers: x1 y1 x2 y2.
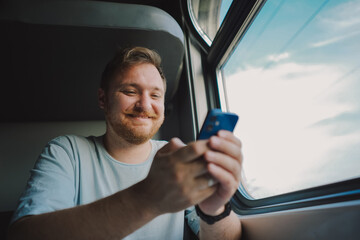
194 173 218 190
208 163 239 197
191 184 218 205
204 151 242 182
184 157 209 178
174 140 210 163
217 130 242 146
208 136 242 163
157 137 186 154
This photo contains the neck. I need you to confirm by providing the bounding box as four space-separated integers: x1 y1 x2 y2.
103 130 152 164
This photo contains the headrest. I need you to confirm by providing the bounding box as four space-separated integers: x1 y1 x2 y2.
0 0 184 121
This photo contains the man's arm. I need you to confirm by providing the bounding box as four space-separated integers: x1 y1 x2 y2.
7 181 161 240
8 138 217 240
199 211 241 240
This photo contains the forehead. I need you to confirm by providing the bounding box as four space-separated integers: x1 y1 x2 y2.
112 63 165 91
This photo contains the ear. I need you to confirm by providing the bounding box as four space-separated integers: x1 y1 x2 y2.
98 88 106 110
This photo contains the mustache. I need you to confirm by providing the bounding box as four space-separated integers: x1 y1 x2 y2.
123 109 158 118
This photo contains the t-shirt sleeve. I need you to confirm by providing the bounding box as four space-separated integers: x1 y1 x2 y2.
185 206 200 236
11 136 76 224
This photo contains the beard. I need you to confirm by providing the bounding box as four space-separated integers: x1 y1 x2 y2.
106 108 164 145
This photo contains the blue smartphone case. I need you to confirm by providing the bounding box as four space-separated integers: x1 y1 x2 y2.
197 109 239 140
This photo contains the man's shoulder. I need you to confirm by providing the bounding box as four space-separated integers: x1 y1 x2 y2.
47 134 99 150
48 134 85 144
42 135 103 165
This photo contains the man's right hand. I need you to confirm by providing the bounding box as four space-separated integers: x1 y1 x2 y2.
140 138 217 214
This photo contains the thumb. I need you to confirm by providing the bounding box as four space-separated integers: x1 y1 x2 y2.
157 137 186 154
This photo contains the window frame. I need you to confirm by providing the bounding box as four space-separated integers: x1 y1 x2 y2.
182 0 360 215
233 178 360 215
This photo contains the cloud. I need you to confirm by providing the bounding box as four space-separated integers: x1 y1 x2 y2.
312 30 360 48
312 111 360 136
225 61 360 198
267 52 290 62
309 1 360 48
320 0 360 30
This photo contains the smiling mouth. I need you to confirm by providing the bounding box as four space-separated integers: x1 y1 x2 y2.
128 114 153 119
123 109 158 120
127 112 158 119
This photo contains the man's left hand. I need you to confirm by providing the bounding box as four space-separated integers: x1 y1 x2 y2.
198 130 243 215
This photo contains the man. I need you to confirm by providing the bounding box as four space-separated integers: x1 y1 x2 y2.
8 47 243 239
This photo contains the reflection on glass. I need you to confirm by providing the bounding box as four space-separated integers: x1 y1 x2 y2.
190 0 234 44
222 0 360 199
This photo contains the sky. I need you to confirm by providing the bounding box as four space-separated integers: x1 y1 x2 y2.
220 0 360 198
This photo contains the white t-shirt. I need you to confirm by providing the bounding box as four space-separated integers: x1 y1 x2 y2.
12 135 186 240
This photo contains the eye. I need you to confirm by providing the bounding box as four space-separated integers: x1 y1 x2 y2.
121 89 137 96
151 92 163 99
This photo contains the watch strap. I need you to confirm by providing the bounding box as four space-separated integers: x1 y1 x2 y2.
195 202 232 225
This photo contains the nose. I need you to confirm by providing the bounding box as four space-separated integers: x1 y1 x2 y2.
135 93 152 112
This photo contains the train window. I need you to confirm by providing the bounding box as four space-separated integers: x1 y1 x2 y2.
220 0 360 199
189 0 234 45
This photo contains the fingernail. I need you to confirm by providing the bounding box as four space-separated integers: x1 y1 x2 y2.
171 137 185 146
210 136 220 146
218 130 226 137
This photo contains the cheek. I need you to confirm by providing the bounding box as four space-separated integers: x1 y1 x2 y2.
154 102 165 115
110 96 134 112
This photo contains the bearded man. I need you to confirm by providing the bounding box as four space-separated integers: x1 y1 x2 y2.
8 47 243 240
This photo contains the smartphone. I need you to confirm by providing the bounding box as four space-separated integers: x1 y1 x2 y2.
197 109 239 140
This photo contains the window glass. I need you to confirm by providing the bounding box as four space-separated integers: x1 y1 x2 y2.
219 0 233 25
190 0 234 44
221 0 360 199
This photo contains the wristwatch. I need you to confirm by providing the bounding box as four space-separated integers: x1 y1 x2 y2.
195 202 232 225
